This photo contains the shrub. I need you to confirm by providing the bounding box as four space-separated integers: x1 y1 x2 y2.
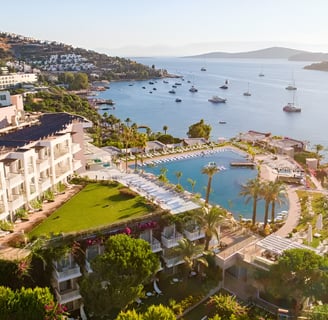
119 187 137 198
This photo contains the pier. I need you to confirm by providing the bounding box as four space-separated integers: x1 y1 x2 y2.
230 162 255 167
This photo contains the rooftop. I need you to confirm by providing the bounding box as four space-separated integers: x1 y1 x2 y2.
0 112 87 148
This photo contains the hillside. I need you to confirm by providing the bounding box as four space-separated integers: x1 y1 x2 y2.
186 46 325 61
304 61 328 71
0 32 167 81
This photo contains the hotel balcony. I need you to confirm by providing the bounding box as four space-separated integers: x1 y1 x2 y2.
243 254 275 271
5 172 24 187
72 159 82 171
38 177 52 192
161 232 183 248
36 158 50 171
54 148 70 160
8 194 25 211
184 227 205 241
162 254 184 268
71 143 81 154
55 287 81 305
53 264 82 282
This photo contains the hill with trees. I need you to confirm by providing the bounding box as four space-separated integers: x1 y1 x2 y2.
0 32 170 81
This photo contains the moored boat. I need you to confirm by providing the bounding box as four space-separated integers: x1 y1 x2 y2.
189 86 198 92
283 103 301 112
208 95 226 103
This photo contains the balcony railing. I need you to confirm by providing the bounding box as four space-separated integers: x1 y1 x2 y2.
161 232 183 248
184 228 205 241
72 159 82 171
53 265 82 282
71 143 81 154
162 255 184 268
55 288 81 304
36 158 50 171
5 172 23 186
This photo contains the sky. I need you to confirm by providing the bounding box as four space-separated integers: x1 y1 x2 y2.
2 0 328 57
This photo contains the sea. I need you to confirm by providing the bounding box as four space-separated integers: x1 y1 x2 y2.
96 57 328 149
95 57 327 220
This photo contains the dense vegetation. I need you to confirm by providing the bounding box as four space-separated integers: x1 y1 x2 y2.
23 86 100 123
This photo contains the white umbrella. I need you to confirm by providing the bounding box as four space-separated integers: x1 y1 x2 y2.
316 213 323 230
307 224 313 243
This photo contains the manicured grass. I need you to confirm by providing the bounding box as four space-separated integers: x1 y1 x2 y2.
29 183 152 237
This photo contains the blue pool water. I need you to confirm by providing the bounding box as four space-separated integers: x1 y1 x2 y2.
140 150 288 221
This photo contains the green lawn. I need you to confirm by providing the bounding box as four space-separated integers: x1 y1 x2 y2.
29 183 152 238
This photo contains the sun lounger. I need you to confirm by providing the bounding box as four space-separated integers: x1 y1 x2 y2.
153 280 162 295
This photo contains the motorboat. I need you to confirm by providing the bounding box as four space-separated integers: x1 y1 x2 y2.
175 98 182 102
201 67 207 71
208 95 226 103
175 82 182 86
172 85 177 88
189 86 198 92
220 84 228 89
163 80 169 84
219 121 226 124
283 103 301 112
168 89 176 94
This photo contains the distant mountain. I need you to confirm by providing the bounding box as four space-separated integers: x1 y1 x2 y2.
186 46 328 61
304 61 328 71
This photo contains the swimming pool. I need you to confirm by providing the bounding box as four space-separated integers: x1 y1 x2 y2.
140 149 288 221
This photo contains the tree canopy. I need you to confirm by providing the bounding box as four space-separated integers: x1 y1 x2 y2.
0 286 68 320
187 119 211 139
80 234 160 318
116 304 176 320
256 248 328 311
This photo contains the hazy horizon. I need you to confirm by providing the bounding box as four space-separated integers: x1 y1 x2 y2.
2 0 328 57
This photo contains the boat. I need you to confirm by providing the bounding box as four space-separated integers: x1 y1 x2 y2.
168 89 176 94
189 86 198 92
172 85 177 88
142 86 146 89
175 98 182 102
175 82 182 86
153 88 157 90
220 84 228 89
258 67 264 77
163 80 169 84
219 121 226 124
283 103 301 112
149 81 154 85
208 95 226 103
285 84 297 90
283 92 301 112
201 67 207 71
243 83 251 96
286 73 297 90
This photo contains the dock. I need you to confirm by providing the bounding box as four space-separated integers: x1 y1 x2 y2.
230 162 256 167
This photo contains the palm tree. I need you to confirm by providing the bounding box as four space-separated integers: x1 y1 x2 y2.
163 125 168 135
121 126 134 172
201 163 220 206
175 238 208 277
159 167 168 183
187 178 196 193
313 144 325 167
195 206 225 250
125 117 131 127
175 171 182 185
135 132 148 169
260 181 273 229
239 177 262 226
269 180 287 224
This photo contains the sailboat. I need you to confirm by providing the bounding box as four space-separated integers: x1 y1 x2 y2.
258 66 264 77
285 73 297 90
283 91 301 112
243 83 251 96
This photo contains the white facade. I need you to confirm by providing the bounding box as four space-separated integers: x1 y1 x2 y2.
0 131 84 222
0 73 38 90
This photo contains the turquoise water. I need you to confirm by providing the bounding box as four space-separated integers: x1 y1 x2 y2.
140 150 288 220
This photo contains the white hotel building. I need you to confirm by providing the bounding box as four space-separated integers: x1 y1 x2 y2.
0 73 38 90
0 91 91 223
